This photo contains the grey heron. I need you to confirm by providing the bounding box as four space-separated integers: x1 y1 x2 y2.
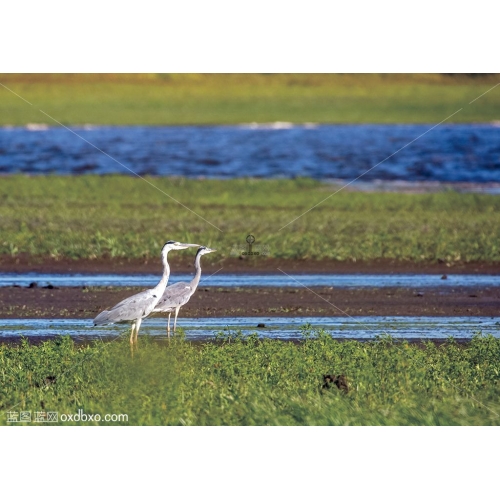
153 246 216 336
93 241 199 344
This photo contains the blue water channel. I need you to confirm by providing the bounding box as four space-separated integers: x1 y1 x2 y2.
0 273 500 288
2 124 500 181
1 316 498 341
1 272 499 288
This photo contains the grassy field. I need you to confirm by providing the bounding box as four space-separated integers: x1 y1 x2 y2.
0 74 499 125
1 332 499 425
1 175 500 263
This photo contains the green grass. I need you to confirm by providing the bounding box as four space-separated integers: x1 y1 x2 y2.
0 74 499 125
2 175 500 263
1 332 499 425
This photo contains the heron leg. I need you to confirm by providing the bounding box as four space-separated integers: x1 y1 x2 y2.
173 307 180 332
130 321 136 345
134 317 142 343
167 312 171 338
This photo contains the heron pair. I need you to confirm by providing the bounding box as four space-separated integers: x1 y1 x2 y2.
93 241 215 343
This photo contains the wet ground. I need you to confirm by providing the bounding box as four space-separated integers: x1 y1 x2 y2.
0 255 500 318
1 285 498 319
1 254 499 275
1 258 498 341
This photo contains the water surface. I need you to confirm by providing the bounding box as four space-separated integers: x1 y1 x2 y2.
2 124 500 182
1 316 498 341
2 272 499 288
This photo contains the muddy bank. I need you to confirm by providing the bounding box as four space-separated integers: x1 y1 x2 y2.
1 254 499 275
1 286 499 320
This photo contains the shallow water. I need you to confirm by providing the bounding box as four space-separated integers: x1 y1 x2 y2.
2 124 500 182
1 316 498 341
1 272 499 288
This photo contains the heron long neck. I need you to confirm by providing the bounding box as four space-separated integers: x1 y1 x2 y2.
154 250 171 295
189 251 203 293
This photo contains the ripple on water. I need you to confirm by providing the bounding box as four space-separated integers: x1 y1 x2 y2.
1 317 499 342
1 273 499 288
1 124 500 181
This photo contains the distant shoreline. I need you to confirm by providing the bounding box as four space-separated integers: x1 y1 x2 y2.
1 73 499 125
2 121 500 128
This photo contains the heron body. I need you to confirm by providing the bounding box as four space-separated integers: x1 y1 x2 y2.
93 241 199 344
154 246 216 336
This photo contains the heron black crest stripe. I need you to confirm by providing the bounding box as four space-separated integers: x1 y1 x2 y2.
162 241 176 251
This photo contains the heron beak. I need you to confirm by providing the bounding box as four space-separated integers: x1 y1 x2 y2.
178 243 201 249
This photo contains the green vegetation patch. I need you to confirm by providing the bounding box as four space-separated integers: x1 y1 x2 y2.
1 74 499 125
1 175 500 263
1 331 499 425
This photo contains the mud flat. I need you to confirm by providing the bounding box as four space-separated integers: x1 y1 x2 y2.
1 285 499 320
1 255 499 275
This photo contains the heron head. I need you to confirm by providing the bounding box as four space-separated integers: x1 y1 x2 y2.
198 246 217 255
162 241 201 252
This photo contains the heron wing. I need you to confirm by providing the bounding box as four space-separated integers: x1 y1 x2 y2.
154 281 192 312
93 289 158 325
